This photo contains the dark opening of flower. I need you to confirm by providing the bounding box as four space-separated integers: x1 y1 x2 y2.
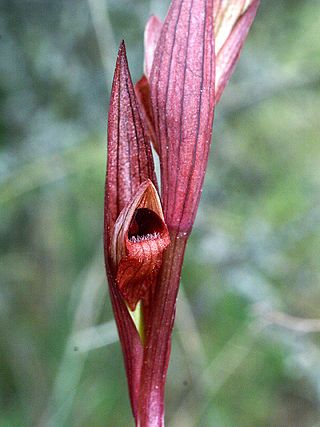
111 181 170 311
128 208 164 242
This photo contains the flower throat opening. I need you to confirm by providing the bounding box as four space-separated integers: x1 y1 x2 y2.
128 208 164 242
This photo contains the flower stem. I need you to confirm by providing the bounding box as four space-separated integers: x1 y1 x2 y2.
137 231 188 426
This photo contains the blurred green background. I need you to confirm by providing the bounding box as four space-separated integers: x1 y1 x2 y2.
1 0 320 426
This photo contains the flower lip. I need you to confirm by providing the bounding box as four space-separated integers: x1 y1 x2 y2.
111 180 170 311
118 207 170 311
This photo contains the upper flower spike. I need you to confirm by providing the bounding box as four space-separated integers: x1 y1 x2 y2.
150 0 215 234
214 0 260 102
139 1 259 109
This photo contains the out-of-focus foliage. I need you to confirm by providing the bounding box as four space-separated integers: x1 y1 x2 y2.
1 0 320 426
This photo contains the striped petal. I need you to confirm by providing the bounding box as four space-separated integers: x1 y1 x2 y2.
106 41 157 236
135 75 159 154
150 0 215 233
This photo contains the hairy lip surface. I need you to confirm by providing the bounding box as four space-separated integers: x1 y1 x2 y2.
129 232 160 243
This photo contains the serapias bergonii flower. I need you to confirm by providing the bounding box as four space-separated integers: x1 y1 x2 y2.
104 1 259 426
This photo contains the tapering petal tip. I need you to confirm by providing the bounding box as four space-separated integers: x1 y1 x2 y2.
215 0 260 103
144 15 163 79
119 39 126 51
106 38 157 234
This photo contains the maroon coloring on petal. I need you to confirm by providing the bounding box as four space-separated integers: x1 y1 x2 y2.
137 0 215 425
106 41 157 235
135 75 159 154
150 0 215 234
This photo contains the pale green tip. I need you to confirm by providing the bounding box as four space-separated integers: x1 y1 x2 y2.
128 301 145 344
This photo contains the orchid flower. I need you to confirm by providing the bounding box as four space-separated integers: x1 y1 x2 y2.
104 1 259 426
